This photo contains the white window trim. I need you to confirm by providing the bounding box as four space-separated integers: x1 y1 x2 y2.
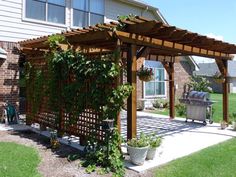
71 0 105 28
143 60 167 99
0 48 7 59
22 0 67 28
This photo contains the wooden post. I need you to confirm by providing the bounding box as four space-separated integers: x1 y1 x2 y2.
115 40 121 132
162 61 175 119
223 60 229 122
127 44 137 140
169 62 175 119
216 59 229 123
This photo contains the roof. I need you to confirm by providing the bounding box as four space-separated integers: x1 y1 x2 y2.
195 61 236 77
121 0 158 10
19 16 236 61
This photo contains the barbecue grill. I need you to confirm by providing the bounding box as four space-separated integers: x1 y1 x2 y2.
179 91 214 125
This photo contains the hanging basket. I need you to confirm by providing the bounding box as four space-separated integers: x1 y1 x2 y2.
214 78 225 84
138 75 153 82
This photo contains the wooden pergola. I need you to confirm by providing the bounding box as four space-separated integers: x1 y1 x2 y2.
20 16 236 140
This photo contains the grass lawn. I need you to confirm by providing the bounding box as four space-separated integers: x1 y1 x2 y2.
0 142 41 177
154 138 236 177
148 93 236 123
211 93 236 122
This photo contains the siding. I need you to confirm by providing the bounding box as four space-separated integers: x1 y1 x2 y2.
105 0 159 22
0 0 69 42
0 0 160 43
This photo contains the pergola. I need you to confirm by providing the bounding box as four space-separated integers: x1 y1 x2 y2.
20 16 236 140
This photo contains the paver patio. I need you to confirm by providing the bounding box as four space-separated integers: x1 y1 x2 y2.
1 111 236 173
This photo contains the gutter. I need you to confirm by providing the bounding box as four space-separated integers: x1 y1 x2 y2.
189 56 200 71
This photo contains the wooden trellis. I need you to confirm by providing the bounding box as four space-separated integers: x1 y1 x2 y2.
20 16 236 141
25 55 113 142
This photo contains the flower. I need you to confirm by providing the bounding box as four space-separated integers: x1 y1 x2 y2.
213 71 224 79
137 67 154 77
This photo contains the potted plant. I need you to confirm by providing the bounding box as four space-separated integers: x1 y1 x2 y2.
146 133 162 160
231 113 236 130
137 66 154 82
127 133 149 165
220 120 227 130
213 71 225 84
50 131 60 149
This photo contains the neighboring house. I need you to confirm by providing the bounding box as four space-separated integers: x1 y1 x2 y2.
0 0 198 113
195 61 236 93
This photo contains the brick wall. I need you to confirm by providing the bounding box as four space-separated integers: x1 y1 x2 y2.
174 61 193 98
0 41 19 115
139 60 193 102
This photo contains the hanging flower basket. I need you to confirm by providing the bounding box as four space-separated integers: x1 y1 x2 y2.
213 71 225 84
214 78 225 84
137 67 154 82
139 75 153 82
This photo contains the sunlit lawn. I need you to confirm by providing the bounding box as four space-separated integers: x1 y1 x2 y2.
154 138 236 177
0 142 41 177
148 93 236 123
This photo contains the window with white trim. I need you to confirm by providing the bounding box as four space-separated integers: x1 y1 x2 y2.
25 0 66 24
144 61 166 97
72 0 104 27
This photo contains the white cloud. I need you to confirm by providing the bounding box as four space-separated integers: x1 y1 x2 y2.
206 33 224 41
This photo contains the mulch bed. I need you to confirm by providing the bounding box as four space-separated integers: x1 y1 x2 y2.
0 130 153 177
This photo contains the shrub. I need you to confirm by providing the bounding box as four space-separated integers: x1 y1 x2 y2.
187 75 212 92
127 133 149 147
175 103 186 117
147 133 162 148
153 99 169 109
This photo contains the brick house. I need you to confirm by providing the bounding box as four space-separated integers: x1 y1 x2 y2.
0 0 198 114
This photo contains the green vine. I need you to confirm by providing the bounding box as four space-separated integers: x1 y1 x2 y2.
24 62 44 119
25 34 132 176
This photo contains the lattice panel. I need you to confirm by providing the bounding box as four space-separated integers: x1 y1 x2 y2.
26 57 106 141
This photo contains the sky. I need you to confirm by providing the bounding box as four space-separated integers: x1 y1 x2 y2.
144 0 236 63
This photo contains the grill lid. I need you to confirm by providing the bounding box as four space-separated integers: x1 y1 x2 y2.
188 91 209 101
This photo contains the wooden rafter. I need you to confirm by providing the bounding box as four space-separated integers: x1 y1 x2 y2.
113 31 233 60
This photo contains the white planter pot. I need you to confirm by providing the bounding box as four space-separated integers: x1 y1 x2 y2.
232 121 236 130
127 145 149 165
146 147 157 160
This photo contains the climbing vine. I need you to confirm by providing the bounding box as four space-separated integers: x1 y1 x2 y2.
25 34 132 176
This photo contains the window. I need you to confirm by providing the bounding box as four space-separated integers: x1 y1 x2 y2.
25 0 65 24
144 61 166 97
73 0 104 27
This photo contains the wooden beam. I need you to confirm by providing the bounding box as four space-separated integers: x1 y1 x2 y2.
162 62 175 119
127 44 137 140
113 31 234 60
137 46 150 59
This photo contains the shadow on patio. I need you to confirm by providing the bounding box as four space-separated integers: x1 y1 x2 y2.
121 111 204 139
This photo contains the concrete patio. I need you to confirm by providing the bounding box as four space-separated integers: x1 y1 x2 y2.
121 111 236 172
1 111 236 173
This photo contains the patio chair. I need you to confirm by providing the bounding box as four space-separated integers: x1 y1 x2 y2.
1 102 19 125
